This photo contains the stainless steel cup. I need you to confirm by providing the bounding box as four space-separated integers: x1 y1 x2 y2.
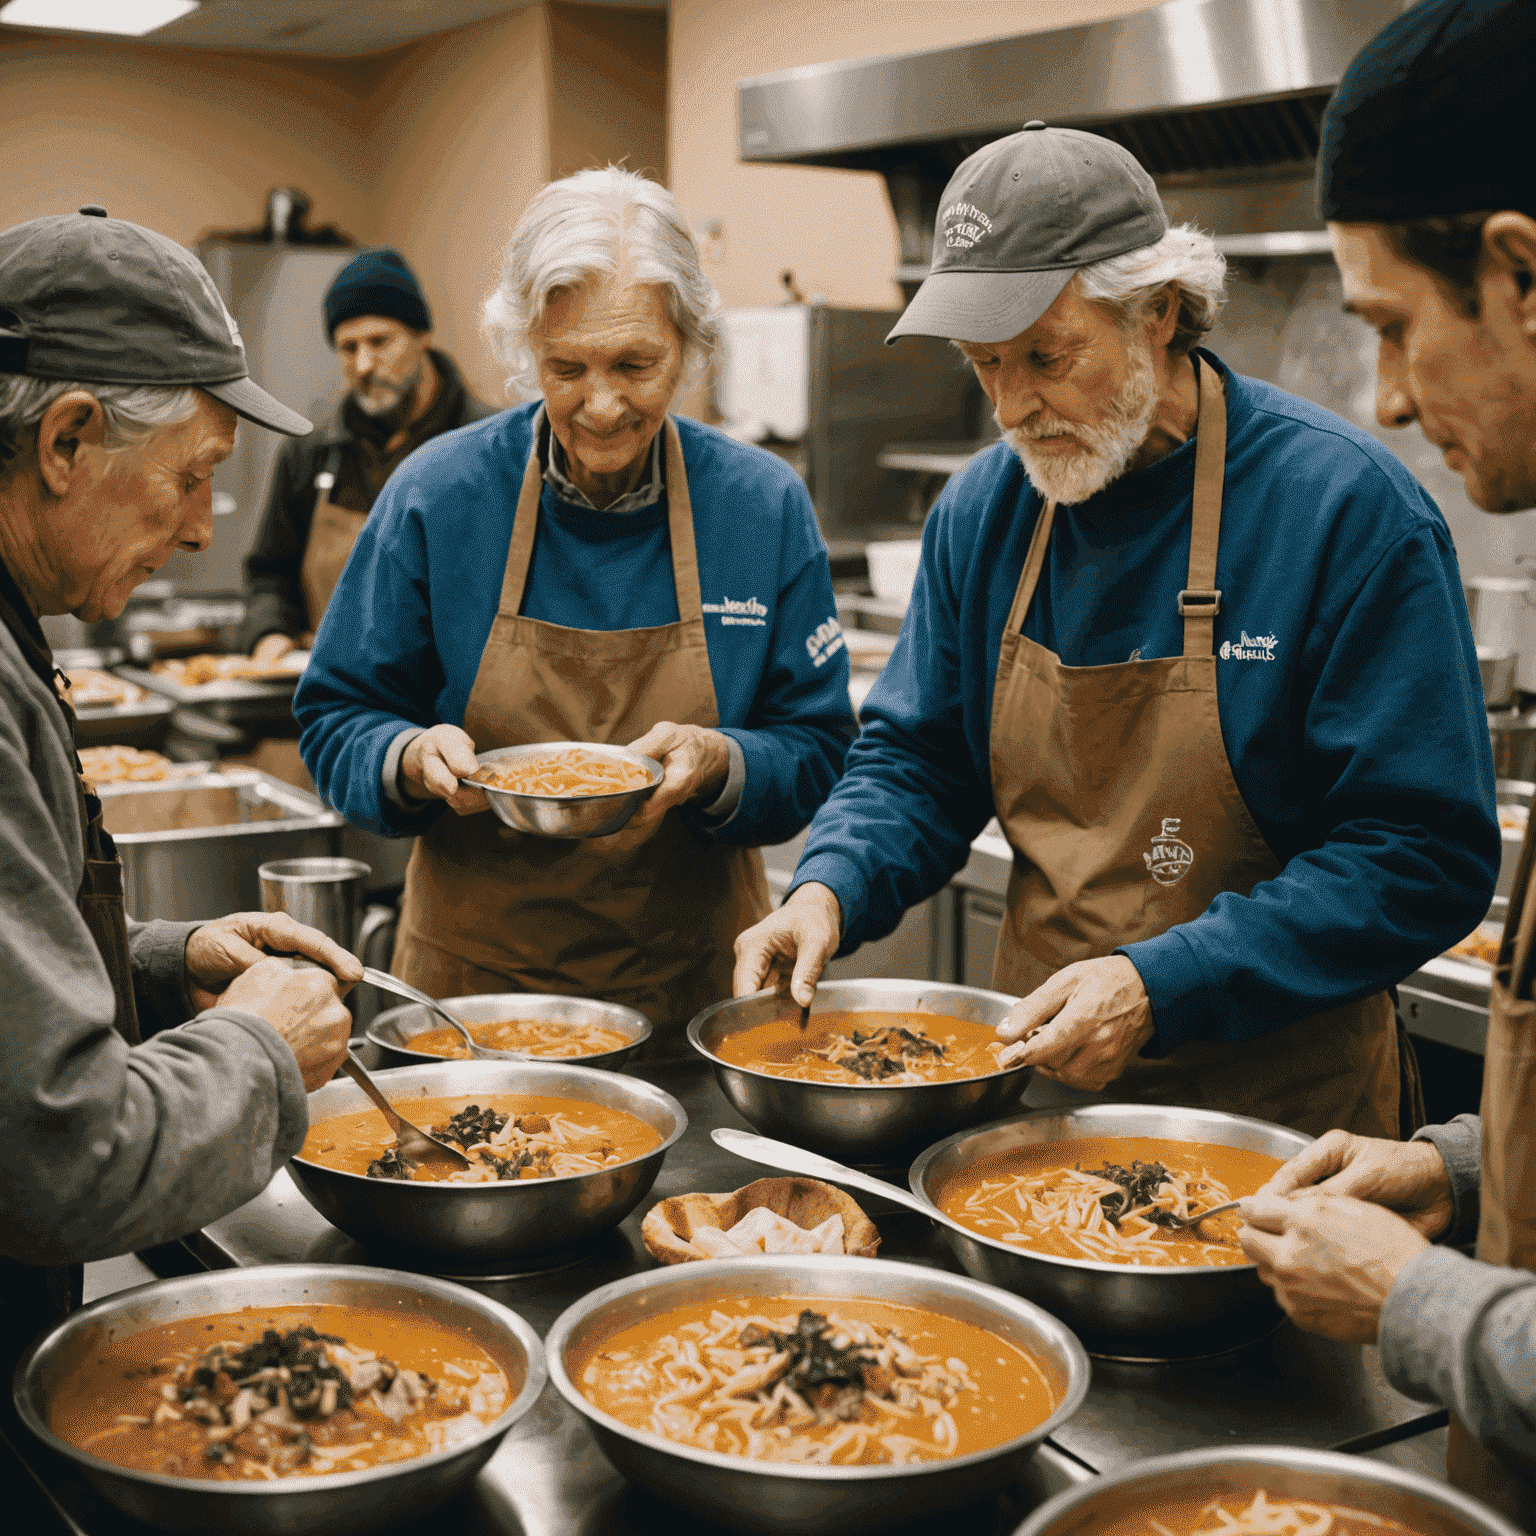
258 856 371 951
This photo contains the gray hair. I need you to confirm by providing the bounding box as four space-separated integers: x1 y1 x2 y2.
0 375 199 467
1074 223 1227 357
484 166 721 396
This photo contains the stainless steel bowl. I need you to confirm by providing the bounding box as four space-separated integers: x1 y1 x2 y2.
909 1103 1312 1357
547 1254 1091 1536
13 1263 546 1536
467 742 663 838
366 992 651 1070
1013 1444 1525 1536
689 979 1031 1163
287 1060 686 1259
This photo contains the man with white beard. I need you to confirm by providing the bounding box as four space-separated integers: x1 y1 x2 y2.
732 124 1499 1134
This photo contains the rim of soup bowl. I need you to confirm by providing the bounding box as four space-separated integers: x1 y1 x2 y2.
908 1103 1313 1277
544 1254 1091 1483
13 1263 548 1497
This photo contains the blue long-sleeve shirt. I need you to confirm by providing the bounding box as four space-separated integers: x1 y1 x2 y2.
294 404 855 848
792 351 1500 1052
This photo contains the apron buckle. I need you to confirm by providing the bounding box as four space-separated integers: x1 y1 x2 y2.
1177 588 1221 616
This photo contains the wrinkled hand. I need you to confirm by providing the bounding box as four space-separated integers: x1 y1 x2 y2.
733 882 842 1005
186 910 364 1014
217 957 356 1094
400 725 488 815
995 955 1154 1091
1256 1130 1454 1240
251 633 296 666
1239 1192 1430 1342
625 722 730 826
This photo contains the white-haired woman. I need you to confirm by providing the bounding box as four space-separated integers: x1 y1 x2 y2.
295 168 854 1042
734 126 1497 1138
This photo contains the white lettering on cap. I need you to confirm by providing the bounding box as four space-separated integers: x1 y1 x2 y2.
941 200 994 250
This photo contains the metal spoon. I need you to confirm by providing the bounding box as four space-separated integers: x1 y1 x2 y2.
711 1129 1249 1234
711 1127 958 1224
1158 1198 1245 1229
359 966 527 1060
339 1050 473 1171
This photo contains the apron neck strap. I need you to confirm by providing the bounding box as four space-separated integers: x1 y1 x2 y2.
1180 355 1227 659
496 411 702 626
1002 356 1228 651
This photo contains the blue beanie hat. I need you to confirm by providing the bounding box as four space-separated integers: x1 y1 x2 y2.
323 248 431 341
1319 0 1536 223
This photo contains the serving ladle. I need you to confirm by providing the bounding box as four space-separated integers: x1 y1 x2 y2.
711 1129 1250 1233
339 1049 473 1172
359 966 528 1060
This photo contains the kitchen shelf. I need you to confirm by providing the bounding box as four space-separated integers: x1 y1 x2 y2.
877 440 987 477
1214 231 1334 258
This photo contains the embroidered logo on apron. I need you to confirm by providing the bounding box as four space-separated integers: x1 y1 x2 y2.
1144 818 1195 886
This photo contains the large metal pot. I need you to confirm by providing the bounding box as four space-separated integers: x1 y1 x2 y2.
287 1059 686 1260
13 1263 546 1536
546 1255 1090 1536
1013 1444 1524 1536
689 978 1030 1164
909 1103 1311 1357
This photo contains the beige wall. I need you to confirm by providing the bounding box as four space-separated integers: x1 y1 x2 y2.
548 2 668 184
365 8 553 406
669 0 1164 312
0 35 374 249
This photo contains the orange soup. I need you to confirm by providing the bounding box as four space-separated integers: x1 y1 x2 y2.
473 748 650 797
572 1295 1056 1466
407 1017 630 1060
715 1011 1007 1085
1085 1489 1428 1536
297 1093 661 1184
938 1136 1285 1268
48 1303 512 1482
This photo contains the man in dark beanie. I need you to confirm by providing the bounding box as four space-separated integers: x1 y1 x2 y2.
1237 2 1536 1518
238 247 496 665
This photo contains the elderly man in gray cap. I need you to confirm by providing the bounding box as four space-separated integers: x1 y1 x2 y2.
0 207 361 1366
1233 1 1536 1515
735 124 1498 1143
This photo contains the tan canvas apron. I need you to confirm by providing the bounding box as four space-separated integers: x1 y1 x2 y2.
391 414 770 1046
988 358 1407 1139
299 451 368 635
1446 822 1536 1517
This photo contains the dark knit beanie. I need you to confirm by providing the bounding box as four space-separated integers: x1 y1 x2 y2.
1318 0 1536 223
323 248 431 341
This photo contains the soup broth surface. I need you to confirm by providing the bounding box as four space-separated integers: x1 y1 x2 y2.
715 1010 1006 1085
573 1294 1056 1466
407 1018 630 1060
48 1302 513 1482
938 1136 1285 1268
1088 1488 1428 1536
297 1092 661 1183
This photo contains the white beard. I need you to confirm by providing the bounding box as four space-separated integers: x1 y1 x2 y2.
999 340 1159 505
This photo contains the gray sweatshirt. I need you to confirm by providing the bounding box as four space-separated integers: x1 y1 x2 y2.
1378 1115 1536 1476
0 619 308 1266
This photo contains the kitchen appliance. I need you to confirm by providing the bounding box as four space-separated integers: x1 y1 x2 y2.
736 0 1511 588
259 855 371 953
163 239 356 595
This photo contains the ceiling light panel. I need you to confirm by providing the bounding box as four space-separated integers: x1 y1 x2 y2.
0 0 200 37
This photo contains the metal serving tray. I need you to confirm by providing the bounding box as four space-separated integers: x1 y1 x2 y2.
98 768 343 921
114 662 302 730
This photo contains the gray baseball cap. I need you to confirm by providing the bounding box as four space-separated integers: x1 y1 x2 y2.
0 207 311 436
887 123 1168 345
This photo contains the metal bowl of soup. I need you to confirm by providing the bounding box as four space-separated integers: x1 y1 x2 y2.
547 1254 1090 1536
1012 1444 1525 1536
287 1060 686 1261
908 1103 1312 1358
14 1263 546 1536
688 979 1031 1164
466 741 663 838
366 992 651 1070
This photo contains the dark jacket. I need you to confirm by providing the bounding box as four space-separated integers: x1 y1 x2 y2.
238 349 497 650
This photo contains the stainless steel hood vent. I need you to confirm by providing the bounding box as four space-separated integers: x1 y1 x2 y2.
738 0 1413 280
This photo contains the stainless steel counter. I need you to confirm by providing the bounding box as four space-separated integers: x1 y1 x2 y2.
13 1056 1450 1535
